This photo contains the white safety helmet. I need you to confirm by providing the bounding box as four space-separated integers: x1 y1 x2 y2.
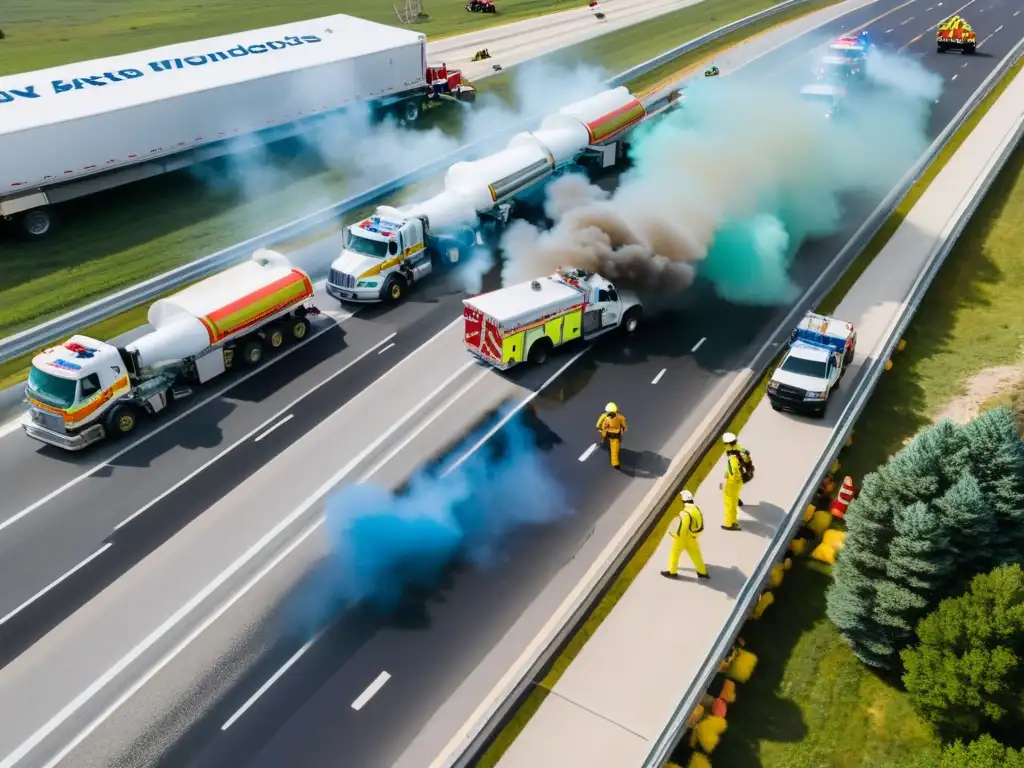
606 402 618 413
680 490 694 503
723 432 738 445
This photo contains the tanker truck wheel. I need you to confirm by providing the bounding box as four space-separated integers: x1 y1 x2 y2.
400 99 421 125
527 338 553 365
105 404 139 439
266 325 286 350
383 275 408 304
241 339 264 366
20 209 54 239
290 317 311 341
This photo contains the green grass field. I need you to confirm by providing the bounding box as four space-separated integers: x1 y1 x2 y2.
702 126 1024 768
0 0 576 75
0 0 800 344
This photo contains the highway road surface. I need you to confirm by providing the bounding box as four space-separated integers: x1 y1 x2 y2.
0 0 1021 765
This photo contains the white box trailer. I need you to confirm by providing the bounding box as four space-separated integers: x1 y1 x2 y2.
0 14 471 239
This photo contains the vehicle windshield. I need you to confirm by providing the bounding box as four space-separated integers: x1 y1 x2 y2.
780 355 828 379
27 367 78 408
345 231 389 259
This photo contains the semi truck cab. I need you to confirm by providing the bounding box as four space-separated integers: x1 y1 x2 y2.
23 337 148 449
327 209 472 304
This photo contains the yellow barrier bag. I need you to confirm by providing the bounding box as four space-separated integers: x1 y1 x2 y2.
808 509 832 537
770 565 786 589
802 504 816 523
811 543 836 565
694 715 728 753
822 529 846 550
720 679 737 703
688 753 713 768
686 703 706 729
751 591 775 620
789 538 807 555
726 649 758 682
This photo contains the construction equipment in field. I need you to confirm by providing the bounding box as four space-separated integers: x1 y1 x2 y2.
394 0 428 23
466 0 497 13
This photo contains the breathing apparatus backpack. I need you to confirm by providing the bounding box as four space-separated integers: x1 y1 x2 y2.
728 448 755 483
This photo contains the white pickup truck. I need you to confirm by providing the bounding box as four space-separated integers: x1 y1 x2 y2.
767 312 856 417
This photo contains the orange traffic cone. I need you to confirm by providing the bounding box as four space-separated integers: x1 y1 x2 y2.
831 476 855 519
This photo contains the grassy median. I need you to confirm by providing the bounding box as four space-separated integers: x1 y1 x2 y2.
478 41 1024 768
685 75 1024 768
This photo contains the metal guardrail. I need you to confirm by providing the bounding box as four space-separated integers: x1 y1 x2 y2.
641 34 1024 768
0 0 811 366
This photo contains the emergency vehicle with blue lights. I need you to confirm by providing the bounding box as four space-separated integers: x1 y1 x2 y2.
816 32 870 80
767 312 856 417
463 267 643 369
326 86 650 305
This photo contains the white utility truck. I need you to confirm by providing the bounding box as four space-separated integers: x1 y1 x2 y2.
462 267 643 369
1 15 473 239
326 86 649 305
22 250 319 450
767 312 856 418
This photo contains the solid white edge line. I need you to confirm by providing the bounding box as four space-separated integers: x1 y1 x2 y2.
578 444 598 462
220 630 324 731
351 672 391 711
0 309 361 537
9 321 471 768
691 337 706 353
111 331 398 533
440 347 590 478
253 414 294 443
651 369 666 385
378 342 396 355
358 366 490 483
0 417 23 439
0 543 113 628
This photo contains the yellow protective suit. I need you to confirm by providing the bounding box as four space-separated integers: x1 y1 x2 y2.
667 503 708 576
596 411 628 468
723 449 744 529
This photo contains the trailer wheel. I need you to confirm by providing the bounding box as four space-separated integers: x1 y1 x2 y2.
383 275 408 304
241 340 264 366
266 325 286 350
622 307 642 335
400 99 421 125
105 404 139 438
527 338 553 365
290 317 311 340
963 43 976 54
19 209 54 239
936 43 946 53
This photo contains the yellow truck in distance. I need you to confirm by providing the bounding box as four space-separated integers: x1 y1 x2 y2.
936 15 976 54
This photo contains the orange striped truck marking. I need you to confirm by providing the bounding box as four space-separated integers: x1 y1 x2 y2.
200 269 314 344
28 375 131 426
586 99 646 145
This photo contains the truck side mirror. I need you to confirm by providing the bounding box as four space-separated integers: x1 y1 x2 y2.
388 241 399 256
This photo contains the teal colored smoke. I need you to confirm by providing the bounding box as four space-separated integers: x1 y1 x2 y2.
308 412 569 620
502 48 942 305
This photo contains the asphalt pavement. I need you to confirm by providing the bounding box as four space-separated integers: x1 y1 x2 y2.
23 0 1022 766
1 0 1020 765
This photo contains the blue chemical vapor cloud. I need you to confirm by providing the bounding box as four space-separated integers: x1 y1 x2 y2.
295 412 569 627
499 44 944 306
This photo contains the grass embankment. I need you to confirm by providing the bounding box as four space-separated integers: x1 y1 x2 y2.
0 0 840 388
480 40 1024 768
704 83 1024 768
0 0 571 74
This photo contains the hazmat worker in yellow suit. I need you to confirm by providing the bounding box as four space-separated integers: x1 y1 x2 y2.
662 490 710 580
596 402 628 469
722 432 744 531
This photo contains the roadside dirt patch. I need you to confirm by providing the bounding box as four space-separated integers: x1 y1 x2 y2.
932 364 1024 425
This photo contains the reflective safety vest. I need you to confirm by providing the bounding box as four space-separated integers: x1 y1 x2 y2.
597 412 628 437
669 503 705 536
